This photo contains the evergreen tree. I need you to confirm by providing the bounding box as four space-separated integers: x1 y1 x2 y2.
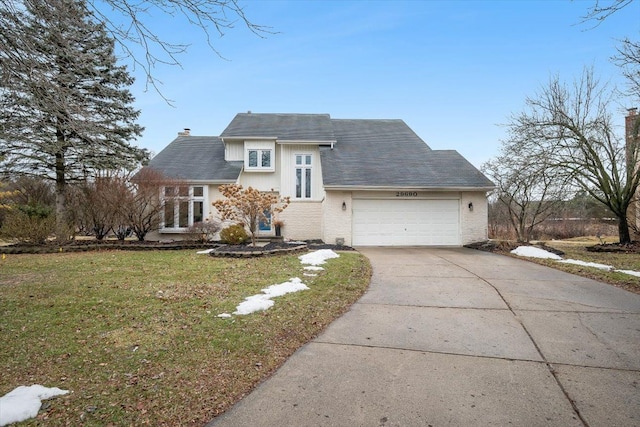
0 0 148 240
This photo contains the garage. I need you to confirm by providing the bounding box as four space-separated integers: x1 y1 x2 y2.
352 198 460 246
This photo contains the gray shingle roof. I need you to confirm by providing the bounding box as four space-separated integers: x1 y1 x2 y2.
145 136 241 182
221 113 335 142
321 119 494 189
147 114 493 189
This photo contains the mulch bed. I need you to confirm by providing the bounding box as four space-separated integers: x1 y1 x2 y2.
586 242 640 253
0 239 355 255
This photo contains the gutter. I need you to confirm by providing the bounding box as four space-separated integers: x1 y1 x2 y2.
322 185 496 192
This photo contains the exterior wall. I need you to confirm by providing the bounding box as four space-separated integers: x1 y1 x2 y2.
279 145 325 201
149 183 223 242
322 191 353 246
278 201 323 241
239 171 280 191
460 191 489 245
225 140 244 161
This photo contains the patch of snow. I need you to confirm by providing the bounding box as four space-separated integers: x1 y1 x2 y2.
510 246 640 278
261 277 309 297
233 294 274 315
303 266 324 271
303 273 318 277
0 385 69 426
299 249 340 266
558 259 613 270
196 248 215 254
233 278 309 316
616 269 640 278
217 313 232 318
511 246 562 260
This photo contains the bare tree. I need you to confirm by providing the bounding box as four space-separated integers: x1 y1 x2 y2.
614 38 640 99
506 67 640 244
581 0 639 98
482 145 570 242
581 0 635 25
126 168 179 241
1 0 270 97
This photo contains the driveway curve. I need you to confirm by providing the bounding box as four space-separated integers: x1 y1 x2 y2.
209 247 640 427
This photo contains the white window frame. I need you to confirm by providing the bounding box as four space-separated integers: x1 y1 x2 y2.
294 154 313 200
244 141 275 172
161 185 207 231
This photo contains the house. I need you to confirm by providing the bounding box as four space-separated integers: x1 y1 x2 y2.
144 113 495 246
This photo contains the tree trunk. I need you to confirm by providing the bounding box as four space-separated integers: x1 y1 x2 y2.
55 150 67 242
618 215 632 244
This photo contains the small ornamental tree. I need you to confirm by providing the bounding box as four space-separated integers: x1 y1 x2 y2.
212 184 290 246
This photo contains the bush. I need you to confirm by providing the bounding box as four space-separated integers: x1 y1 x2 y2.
1 208 55 243
219 223 248 245
186 219 222 243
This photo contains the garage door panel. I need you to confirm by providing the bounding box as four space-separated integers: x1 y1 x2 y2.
352 199 460 246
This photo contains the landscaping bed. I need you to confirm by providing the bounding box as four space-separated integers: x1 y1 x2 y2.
0 239 356 255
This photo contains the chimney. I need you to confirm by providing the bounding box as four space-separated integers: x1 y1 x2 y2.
178 128 191 137
627 108 639 154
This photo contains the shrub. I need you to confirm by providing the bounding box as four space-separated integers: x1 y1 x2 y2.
219 223 248 245
1 207 55 243
186 219 222 243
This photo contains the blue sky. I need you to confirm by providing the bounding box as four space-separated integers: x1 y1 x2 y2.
126 0 639 169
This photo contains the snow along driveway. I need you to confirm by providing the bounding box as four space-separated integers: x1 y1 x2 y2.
511 245 640 277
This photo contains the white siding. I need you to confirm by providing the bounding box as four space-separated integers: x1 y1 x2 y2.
279 145 325 201
225 140 244 161
460 191 489 245
239 172 280 192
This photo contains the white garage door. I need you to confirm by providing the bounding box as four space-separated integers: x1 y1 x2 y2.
352 199 460 246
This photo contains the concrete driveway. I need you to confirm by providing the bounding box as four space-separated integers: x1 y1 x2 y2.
209 247 640 426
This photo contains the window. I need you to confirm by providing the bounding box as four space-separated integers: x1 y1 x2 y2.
247 149 272 170
162 186 206 230
295 154 312 199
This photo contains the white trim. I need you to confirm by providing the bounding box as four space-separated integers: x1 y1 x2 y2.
277 139 337 145
160 185 208 232
244 141 276 172
294 153 313 200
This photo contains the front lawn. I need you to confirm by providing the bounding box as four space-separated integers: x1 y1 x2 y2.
515 241 640 294
0 249 371 426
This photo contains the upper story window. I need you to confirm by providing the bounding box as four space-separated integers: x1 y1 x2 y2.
248 149 272 169
295 154 312 199
162 185 206 230
245 141 275 172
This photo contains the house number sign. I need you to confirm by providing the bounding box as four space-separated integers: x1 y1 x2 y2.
396 191 418 197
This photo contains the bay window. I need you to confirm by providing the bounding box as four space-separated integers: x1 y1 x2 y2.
162 185 205 230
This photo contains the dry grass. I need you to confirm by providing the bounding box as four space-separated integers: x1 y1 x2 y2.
0 249 371 426
514 239 640 294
